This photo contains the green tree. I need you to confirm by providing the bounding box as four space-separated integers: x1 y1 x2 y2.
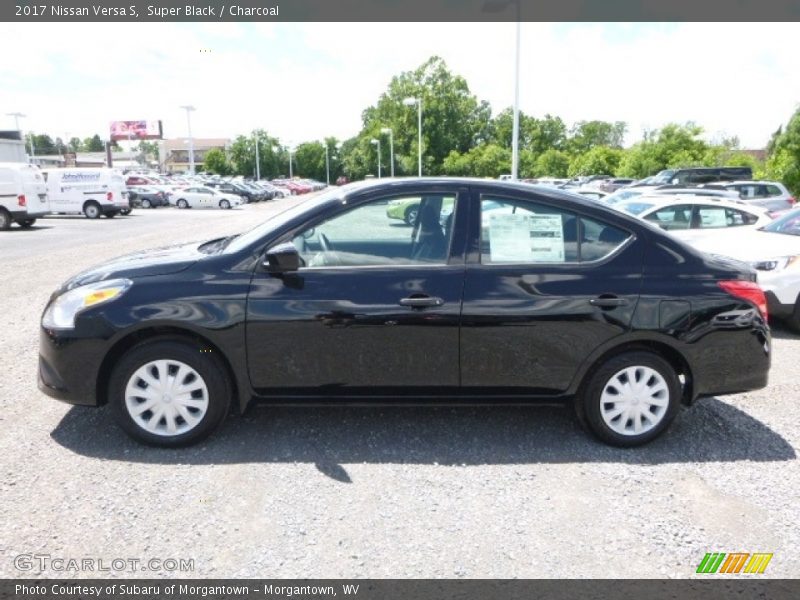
489 109 568 156
353 56 492 176
568 146 623 177
765 107 800 195
203 148 232 176
68 137 82 152
617 123 710 178
568 121 626 154
294 141 327 181
442 144 510 178
83 134 105 152
25 133 57 154
533 148 570 177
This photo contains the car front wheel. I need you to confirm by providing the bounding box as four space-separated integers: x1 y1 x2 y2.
177 199 188 209
578 351 680 447
109 340 231 447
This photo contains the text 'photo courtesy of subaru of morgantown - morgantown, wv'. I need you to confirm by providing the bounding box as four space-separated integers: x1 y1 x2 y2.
38 179 770 447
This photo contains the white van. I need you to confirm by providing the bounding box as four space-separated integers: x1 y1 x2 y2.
0 162 50 230
42 168 129 218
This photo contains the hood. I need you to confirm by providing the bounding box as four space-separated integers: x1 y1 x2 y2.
689 229 800 263
60 241 205 291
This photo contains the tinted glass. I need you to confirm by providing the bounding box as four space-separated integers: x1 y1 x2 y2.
643 205 692 230
580 217 632 261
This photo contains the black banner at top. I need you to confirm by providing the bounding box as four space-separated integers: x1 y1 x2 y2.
4 0 800 22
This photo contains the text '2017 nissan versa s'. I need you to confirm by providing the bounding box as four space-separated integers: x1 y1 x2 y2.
38 179 770 447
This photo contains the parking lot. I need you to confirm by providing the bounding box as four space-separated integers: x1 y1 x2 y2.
1 197 799 578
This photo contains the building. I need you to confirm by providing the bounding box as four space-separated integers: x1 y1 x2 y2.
158 138 230 174
0 131 27 163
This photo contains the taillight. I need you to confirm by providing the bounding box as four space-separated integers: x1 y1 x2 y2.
789 197 796 205
107 192 113 201
17 194 26 207
718 280 768 322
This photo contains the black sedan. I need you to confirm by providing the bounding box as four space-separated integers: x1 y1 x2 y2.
38 178 770 447
127 186 169 209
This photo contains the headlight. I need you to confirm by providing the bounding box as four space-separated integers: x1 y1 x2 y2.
752 256 800 272
42 278 132 329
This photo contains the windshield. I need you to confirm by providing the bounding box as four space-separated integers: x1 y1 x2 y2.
619 201 655 216
650 170 676 185
605 189 643 205
762 208 800 236
222 190 343 254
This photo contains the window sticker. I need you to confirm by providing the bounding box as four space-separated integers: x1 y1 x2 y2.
487 213 565 262
698 208 726 228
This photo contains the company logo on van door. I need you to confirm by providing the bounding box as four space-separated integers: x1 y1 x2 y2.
61 173 101 182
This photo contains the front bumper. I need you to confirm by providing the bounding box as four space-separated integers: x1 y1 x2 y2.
38 327 106 406
765 290 796 321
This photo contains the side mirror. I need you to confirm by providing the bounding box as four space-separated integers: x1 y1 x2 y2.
264 242 301 273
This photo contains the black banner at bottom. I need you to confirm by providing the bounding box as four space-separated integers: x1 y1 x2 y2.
2 579 799 600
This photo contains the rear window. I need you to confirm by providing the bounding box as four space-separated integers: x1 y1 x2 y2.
619 202 655 216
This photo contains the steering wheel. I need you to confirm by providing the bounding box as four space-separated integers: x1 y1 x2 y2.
319 233 334 252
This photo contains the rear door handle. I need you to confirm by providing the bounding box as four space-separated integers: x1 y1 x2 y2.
590 296 629 308
399 296 444 308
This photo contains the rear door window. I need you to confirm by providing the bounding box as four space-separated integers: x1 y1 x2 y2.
643 205 693 230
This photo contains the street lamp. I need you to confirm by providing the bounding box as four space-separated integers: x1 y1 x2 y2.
179 105 196 175
402 97 422 176
370 138 381 178
6 112 25 132
288 147 294 179
483 0 521 180
381 127 394 177
254 132 260 180
324 141 330 185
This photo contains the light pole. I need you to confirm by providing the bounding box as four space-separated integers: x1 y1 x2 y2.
179 105 196 175
288 147 294 178
381 127 394 177
254 133 260 180
402 98 422 176
370 138 381 178
483 0 521 180
324 141 330 185
7 112 25 132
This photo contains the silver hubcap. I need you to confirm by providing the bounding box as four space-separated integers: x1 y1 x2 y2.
86 206 98 217
124 360 209 436
600 366 669 436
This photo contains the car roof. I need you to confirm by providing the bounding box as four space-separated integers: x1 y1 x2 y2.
620 194 767 212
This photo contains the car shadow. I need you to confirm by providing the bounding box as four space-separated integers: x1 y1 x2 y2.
1 224 54 232
51 398 795 481
769 323 800 340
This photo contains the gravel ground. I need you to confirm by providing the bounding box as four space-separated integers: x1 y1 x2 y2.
0 199 798 579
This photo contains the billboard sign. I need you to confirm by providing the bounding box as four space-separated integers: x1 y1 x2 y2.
110 120 163 141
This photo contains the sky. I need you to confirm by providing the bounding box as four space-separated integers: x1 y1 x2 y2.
1 22 799 150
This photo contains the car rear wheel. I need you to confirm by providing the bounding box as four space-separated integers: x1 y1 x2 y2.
404 205 419 226
83 202 101 219
578 351 680 447
141 199 151 209
109 340 231 447
0 209 11 230
219 199 231 209
177 199 188 209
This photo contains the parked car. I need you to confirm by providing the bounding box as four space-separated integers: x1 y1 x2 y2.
42 168 129 219
616 195 772 241
172 186 242 209
649 166 753 186
573 188 609 202
598 178 636 193
127 186 168 209
206 181 254 203
713 180 796 213
604 186 740 206
38 178 770 448
386 197 422 225
689 207 800 330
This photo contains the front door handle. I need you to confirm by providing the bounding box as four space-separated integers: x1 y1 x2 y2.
399 295 444 308
590 296 629 308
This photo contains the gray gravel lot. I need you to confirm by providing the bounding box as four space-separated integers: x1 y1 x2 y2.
0 199 798 578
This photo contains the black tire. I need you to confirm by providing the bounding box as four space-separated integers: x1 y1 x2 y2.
105 212 117 218
404 205 419 226
577 351 681 447
109 339 232 447
219 199 231 210
83 202 101 219
19 219 36 228
120 209 131 216
785 295 800 334
141 199 151 209
0 209 11 231
177 199 188 209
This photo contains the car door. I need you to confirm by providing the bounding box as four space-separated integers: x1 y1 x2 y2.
245 187 469 396
460 188 643 396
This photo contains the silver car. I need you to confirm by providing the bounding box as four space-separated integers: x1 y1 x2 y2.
718 180 796 213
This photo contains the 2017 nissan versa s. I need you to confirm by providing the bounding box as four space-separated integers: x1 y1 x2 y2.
38 179 771 447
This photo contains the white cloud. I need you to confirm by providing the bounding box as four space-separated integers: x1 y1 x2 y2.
1 22 799 149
